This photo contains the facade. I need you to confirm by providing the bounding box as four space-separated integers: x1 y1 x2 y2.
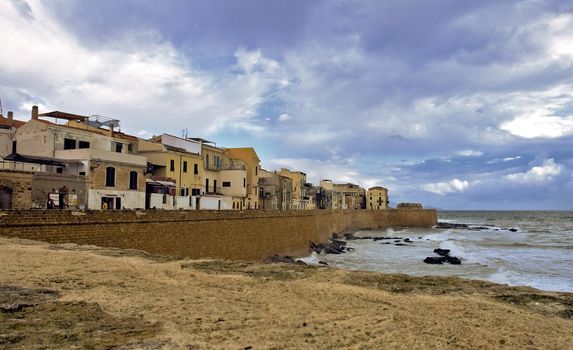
367 186 389 209
258 169 293 210
138 134 203 209
317 179 334 209
224 148 260 209
198 140 248 210
278 168 308 209
333 183 366 210
12 107 146 210
0 111 25 157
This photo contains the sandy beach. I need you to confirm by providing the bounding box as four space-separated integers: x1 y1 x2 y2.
1 236 572 349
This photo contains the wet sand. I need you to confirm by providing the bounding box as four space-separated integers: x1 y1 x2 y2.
0 236 572 349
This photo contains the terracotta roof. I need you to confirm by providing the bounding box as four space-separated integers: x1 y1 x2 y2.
0 115 25 128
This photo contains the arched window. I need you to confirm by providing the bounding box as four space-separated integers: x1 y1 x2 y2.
105 167 115 187
129 171 138 190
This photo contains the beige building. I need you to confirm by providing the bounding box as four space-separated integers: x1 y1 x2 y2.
333 183 366 210
196 140 248 210
278 168 308 209
224 147 260 210
367 186 389 209
258 168 293 210
12 107 146 210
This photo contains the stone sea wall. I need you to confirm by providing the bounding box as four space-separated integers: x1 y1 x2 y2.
0 209 437 260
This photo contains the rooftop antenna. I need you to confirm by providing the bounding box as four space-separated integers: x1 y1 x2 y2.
181 128 189 139
0 98 3 116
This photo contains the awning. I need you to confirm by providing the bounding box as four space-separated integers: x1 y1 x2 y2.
3 153 83 166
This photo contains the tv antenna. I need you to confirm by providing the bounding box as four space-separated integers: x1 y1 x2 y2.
0 98 3 116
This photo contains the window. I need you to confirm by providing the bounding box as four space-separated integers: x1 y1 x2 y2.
194 163 198 174
79 171 86 176
205 179 209 192
11 141 16 154
64 138 76 150
191 188 200 196
180 188 188 196
105 167 115 187
222 181 231 187
205 154 209 167
170 159 175 172
183 161 188 173
78 141 90 149
129 171 138 190
115 143 123 153
213 180 217 193
56 168 63 174
255 166 258 175
243 178 246 188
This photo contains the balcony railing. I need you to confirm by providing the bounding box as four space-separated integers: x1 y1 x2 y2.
205 164 246 171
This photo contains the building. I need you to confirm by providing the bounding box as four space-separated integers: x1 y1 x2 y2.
11 107 147 210
196 140 248 210
258 169 293 210
1 111 25 157
224 147 260 210
317 179 334 209
278 168 309 209
366 186 389 209
138 134 203 209
333 183 366 209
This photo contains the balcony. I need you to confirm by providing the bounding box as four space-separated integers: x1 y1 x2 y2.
205 164 246 171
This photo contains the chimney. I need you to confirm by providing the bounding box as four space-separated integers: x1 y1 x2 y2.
7 111 13 127
109 125 114 137
31 105 39 120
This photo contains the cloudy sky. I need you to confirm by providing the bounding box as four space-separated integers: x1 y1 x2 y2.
2 0 573 209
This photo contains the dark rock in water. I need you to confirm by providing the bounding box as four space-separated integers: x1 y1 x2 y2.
403 238 413 242
318 261 329 266
331 239 347 246
418 237 423 239
433 248 451 257
424 256 446 264
394 243 408 246
310 240 346 255
435 222 469 229
468 226 490 231
381 242 391 244
264 254 306 265
445 256 462 265
394 240 401 242
509 228 518 232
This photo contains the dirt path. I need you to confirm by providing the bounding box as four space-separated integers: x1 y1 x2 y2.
1 237 571 349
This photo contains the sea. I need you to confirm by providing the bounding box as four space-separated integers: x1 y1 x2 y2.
305 211 573 293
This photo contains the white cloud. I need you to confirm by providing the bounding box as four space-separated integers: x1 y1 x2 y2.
0 0 288 137
421 178 470 195
500 113 573 139
277 113 291 122
457 150 483 157
506 158 563 184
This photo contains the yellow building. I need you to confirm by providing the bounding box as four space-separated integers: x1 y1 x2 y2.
197 140 248 210
367 186 389 209
278 168 308 209
138 134 204 209
224 147 260 209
